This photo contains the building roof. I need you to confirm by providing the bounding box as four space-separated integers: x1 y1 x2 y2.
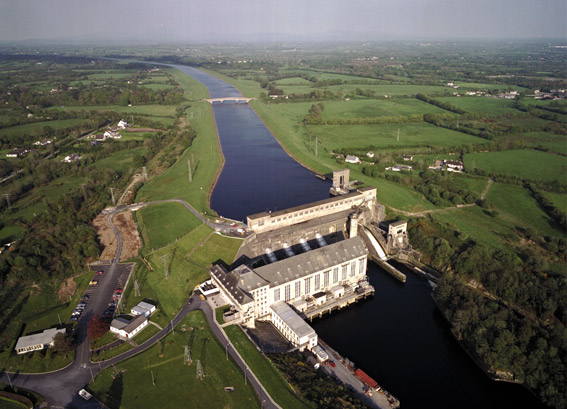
110 317 130 330
131 306 149 315
15 328 66 351
390 220 407 227
123 315 147 334
253 236 367 289
137 301 155 311
271 301 316 339
211 236 367 305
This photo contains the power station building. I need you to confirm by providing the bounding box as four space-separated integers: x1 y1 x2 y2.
210 236 369 351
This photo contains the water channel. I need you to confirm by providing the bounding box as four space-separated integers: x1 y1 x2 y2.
173 64 547 409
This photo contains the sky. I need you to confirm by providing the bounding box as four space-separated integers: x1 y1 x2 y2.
0 0 565 43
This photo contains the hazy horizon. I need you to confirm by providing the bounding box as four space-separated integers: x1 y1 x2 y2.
1 0 565 44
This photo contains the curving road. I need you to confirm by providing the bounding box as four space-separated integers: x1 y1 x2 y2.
0 200 275 409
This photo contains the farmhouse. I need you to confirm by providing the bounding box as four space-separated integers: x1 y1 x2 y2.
444 160 464 172
366 151 375 158
387 164 412 172
345 155 361 164
6 148 30 158
63 153 80 162
15 328 66 354
117 119 129 129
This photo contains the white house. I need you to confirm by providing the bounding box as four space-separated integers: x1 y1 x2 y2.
117 119 129 129
15 328 66 355
345 155 361 164
110 315 148 339
63 153 80 163
366 151 375 158
444 160 464 172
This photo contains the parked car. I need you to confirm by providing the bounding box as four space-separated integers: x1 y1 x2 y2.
89 280 99 286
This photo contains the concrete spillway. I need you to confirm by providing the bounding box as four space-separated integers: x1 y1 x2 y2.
363 227 387 261
361 227 406 283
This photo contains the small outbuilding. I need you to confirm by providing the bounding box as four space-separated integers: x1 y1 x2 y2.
110 315 148 339
131 301 156 317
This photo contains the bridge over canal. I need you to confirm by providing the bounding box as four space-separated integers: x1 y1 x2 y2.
205 97 254 104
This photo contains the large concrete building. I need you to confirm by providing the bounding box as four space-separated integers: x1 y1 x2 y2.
210 236 370 351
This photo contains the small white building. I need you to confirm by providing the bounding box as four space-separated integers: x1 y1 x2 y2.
444 160 464 172
199 279 220 297
110 315 148 339
131 301 156 317
345 155 361 164
366 151 375 158
387 164 412 172
63 153 80 163
117 119 129 129
15 328 66 355
270 301 318 351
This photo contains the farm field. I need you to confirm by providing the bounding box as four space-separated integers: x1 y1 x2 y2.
328 83 450 96
90 311 259 409
308 122 487 151
436 96 520 115
464 149 567 183
91 146 147 173
0 119 87 136
545 191 567 212
319 98 449 119
520 131 567 154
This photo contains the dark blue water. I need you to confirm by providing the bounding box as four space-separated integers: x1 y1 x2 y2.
174 65 547 409
172 65 330 221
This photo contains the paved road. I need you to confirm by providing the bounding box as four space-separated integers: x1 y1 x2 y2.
0 201 271 409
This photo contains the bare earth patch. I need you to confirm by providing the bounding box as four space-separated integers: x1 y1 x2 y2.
57 278 76 302
92 211 142 261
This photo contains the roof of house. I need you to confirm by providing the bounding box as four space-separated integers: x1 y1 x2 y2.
390 220 407 227
15 328 66 351
271 301 316 339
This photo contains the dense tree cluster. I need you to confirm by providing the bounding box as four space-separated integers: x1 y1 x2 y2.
416 93 467 114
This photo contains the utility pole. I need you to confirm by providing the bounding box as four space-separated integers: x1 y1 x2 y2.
3 193 11 209
142 166 148 180
81 183 87 200
134 273 140 297
151 369 155 385
161 254 169 279
188 159 192 183
110 188 116 205
397 128 400 142
315 138 318 156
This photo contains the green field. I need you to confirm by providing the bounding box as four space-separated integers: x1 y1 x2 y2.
520 132 567 154
464 149 567 183
136 202 203 250
224 325 310 409
90 311 259 409
329 83 450 97
91 147 147 173
545 191 567 212
0 119 87 137
310 122 487 151
139 223 242 318
320 98 449 119
436 96 519 115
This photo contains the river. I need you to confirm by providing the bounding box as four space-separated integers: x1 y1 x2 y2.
174 65 547 409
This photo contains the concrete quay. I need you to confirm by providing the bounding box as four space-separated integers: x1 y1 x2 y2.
318 339 400 409
303 285 375 321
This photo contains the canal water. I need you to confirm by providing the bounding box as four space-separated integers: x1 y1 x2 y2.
174 65 547 409
171 65 330 222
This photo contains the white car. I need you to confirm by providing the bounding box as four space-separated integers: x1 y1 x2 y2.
78 389 92 400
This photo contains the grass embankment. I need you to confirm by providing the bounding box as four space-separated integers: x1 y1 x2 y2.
90 311 259 409
91 325 161 362
136 202 203 250
0 271 91 373
224 325 311 409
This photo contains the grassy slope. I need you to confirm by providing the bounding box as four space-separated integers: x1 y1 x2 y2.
90 311 259 409
225 325 311 409
136 202 203 250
